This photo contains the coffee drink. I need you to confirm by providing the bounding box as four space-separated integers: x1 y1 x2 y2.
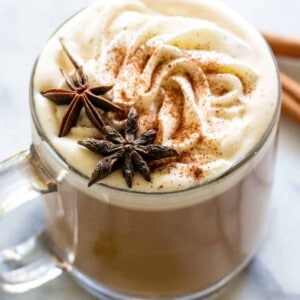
31 0 279 297
43 141 276 296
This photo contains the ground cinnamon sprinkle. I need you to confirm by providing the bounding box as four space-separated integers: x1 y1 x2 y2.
188 165 203 180
210 83 229 96
149 62 164 91
120 90 129 102
129 45 152 73
96 32 240 181
108 46 126 77
138 112 158 132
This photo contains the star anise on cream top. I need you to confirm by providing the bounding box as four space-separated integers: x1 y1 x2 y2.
78 107 178 188
41 38 123 137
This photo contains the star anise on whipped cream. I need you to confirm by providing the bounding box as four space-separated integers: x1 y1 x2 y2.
41 38 122 137
78 107 178 188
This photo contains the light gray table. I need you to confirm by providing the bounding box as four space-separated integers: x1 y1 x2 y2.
0 1 300 299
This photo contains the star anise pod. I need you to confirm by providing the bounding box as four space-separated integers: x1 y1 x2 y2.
78 107 179 188
41 38 122 137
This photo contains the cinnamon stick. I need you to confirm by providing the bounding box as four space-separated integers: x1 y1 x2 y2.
260 33 300 124
280 72 300 104
281 91 300 124
263 32 300 58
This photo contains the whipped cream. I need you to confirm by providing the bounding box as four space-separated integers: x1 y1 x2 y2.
33 0 279 192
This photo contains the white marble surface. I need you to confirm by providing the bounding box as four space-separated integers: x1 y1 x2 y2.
0 0 299 299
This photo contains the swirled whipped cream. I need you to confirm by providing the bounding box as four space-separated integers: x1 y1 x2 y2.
33 0 279 192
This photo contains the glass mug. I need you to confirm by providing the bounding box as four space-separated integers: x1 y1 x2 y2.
0 11 280 300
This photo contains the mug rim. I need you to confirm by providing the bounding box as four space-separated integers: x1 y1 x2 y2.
29 9 282 197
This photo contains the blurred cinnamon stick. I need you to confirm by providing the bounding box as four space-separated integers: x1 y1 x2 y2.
261 32 300 124
282 90 300 124
280 72 300 104
263 32 300 58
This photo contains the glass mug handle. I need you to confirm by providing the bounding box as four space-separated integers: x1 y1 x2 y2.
0 146 63 293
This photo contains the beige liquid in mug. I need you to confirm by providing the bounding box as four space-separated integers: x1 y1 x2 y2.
32 0 279 297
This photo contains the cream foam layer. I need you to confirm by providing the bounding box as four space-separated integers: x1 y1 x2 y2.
33 0 279 192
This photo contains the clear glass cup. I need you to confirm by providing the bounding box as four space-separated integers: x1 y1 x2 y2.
0 9 280 300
